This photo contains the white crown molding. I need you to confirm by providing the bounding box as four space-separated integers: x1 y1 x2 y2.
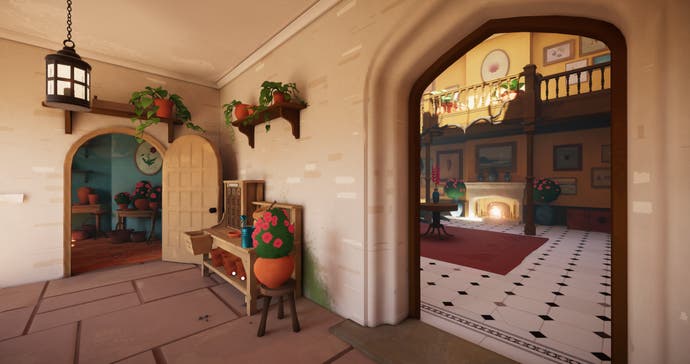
214 0 341 88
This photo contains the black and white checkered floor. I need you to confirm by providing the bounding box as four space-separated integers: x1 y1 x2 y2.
420 218 611 364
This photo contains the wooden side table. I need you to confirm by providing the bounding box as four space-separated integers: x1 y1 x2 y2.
420 202 458 239
115 209 157 241
72 204 106 237
257 279 300 337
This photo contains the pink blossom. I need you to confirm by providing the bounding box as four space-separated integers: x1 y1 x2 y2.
263 212 272 220
262 232 273 243
136 182 143 187
150 193 157 198
537 186 543 190
262 221 269 230
271 216 278 226
253 239 258 248
288 224 295 234
273 239 283 248
284 219 290 226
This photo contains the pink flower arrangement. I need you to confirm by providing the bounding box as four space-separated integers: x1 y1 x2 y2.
133 180 152 199
431 166 441 187
533 178 561 203
148 185 162 202
443 178 466 200
113 192 131 204
252 208 295 259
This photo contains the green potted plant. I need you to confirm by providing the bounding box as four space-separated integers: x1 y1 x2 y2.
114 192 131 210
129 86 204 140
251 207 296 288
259 81 304 106
499 79 525 101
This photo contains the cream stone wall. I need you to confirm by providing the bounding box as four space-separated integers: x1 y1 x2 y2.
220 0 688 362
0 38 220 286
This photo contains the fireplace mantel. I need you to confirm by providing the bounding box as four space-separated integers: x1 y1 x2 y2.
465 182 526 220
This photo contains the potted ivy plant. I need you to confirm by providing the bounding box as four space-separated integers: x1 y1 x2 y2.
129 86 204 140
259 81 305 106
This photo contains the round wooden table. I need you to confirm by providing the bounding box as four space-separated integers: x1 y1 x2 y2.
420 202 458 239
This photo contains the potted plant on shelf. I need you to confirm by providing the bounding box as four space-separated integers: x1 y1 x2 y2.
149 185 162 210
252 207 296 288
258 81 304 106
114 192 131 210
499 79 525 101
132 180 152 210
129 86 204 141
533 178 562 225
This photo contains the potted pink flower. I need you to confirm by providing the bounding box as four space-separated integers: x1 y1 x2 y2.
149 185 162 210
114 192 131 210
133 180 152 210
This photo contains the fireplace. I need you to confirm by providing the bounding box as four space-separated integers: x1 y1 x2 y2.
464 182 525 221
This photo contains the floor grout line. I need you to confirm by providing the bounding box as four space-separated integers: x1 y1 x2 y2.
322 346 354 364
73 321 81 364
38 289 136 314
22 281 48 335
206 286 242 317
132 280 145 304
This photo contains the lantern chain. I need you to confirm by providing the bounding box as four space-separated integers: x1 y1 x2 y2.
63 0 75 49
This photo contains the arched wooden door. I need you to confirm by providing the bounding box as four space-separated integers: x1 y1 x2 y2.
162 135 222 264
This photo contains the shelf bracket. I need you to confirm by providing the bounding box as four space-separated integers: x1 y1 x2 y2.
231 103 306 149
65 110 73 134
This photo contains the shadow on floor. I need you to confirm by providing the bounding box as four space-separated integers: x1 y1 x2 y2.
330 319 517 364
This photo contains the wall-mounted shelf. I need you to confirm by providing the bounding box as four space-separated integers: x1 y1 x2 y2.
231 102 307 148
42 96 184 143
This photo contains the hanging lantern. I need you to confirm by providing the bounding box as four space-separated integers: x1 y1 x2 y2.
45 0 91 111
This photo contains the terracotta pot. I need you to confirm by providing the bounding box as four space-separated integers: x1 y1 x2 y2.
134 199 150 210
149 202 159 211
234 103 251 120
272 91 285 104
210 248 224 267
154 98 173 118
254 255 294 289
76 186 92 205
222 251 240 276
117 203 129 210
88 193 98 204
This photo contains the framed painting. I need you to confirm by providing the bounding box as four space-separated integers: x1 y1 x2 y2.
436 150 463 181
550 177 577 195
543 39 575 66
565 59 589 85
580 36 608 56
601 144 611 163
593 53 611 65
476 142 516 172
481 49 510 82
553 144 582 171
592 167 611 188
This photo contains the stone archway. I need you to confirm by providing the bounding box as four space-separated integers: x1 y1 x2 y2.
63 127 166 276
404 17 627 361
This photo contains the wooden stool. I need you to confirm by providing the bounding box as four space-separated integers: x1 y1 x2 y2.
257 279 300 337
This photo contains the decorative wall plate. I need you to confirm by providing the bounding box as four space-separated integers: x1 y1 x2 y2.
481 49 510 82
135 141 162 175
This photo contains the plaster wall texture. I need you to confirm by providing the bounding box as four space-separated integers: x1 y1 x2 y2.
219 0 689 362
0 37 220 286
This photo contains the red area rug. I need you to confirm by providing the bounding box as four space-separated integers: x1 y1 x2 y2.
420 224 548 275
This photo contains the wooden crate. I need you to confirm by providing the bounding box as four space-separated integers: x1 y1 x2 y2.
183 230 213 255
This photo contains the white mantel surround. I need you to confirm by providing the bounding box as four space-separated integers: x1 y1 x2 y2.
465 182 526 221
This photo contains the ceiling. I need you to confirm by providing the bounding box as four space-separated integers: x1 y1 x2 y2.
0 0 330 88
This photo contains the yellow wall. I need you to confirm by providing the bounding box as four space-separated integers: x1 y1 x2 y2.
466 33 531 85
534 128 611 208
434 56 466 91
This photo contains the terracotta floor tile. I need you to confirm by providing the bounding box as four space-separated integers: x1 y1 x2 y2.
135 268 216 302
79 289 237 363
0 307 33 341
160 299 348 364
0 281 45 312
39 281 134 313
115 350 157 364
31 293 141 333
332 348 377 363
0 322 77 364
44 261 193 297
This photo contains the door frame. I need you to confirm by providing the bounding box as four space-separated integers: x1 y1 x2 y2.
407 16 627 362
63 127 166 277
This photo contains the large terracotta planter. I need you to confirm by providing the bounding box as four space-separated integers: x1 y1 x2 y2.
76 186 92 205
134 199 150 210
154 98 173 118
117 203 129 210
222 251 240 276
210 248 224 267
272 91 285 104
234 103 251 120
254 255 294 289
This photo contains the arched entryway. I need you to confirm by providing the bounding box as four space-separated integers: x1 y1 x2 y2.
63 127 167 276
407 16 627 362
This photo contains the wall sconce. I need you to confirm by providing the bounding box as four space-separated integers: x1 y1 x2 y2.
45 0 91 111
